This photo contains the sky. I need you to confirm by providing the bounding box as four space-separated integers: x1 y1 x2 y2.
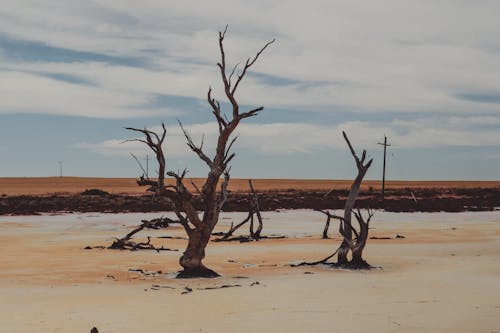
0 1 499 180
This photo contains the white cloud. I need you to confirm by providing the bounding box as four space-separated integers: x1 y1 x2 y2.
1 1 500 118
75 116 500 162
0 69 183 118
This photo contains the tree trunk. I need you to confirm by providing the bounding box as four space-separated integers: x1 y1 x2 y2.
350 241 370 268
157 151 165 195
351 246 368 267
322 215 331 239
177 228 219 278
350 209 371 268
337 173 363 263
337 240 350 265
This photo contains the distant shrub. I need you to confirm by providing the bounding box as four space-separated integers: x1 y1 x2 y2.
80 189 110 196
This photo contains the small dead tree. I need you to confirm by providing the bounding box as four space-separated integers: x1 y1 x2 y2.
296 131 374 269
129 27 274 278
215 179 264 242
336 131 373 266
125 123 167 195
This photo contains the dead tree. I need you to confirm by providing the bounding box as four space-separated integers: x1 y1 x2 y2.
129 27 274 278
215 179 264 242
125 123 167 195
321 213 331 239
295 131 374 269
336 131 373 266
248 179 264 238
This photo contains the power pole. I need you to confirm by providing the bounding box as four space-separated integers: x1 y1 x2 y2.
145 154 150 178
58 161 63 177
377 136 391 207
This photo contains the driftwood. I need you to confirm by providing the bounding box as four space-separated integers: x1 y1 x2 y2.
108 217 178 252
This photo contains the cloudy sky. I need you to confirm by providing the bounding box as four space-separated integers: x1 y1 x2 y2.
1 1 499 180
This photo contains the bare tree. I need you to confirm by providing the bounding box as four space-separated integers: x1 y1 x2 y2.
336 131 373 266
296 131 374 269
128 27 274 278
125 123 167 195
214 179 265 242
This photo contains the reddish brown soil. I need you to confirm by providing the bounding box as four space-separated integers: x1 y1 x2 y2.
1 177 499 195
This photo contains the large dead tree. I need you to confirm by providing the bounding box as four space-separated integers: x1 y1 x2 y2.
125 123 167 195
296 131 374 269
129 27 274 278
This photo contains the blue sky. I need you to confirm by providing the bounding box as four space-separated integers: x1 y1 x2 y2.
0 1 499 180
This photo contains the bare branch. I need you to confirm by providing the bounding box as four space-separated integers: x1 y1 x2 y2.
231 38 276 96
228 62 240 86
316 209 345 221
125 125 167 195
159 122 167 144
122 138 150 146
239 106 264 119
130 153 147 176
216 26 274 120
218 170 231 210
223 136 238 166
190 179 202 196
208 87 227 133
178 120 214 168
342 130 361 168
175 211 193 236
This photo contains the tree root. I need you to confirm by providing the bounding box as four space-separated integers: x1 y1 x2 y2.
291 247 373 270
292 260 373 270
176 266 221 279
213 235 286 243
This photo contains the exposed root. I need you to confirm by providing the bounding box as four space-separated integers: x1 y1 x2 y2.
176 266 221 279
292 260 373 270
213 235 286 243
291 246 373 270
199 284 241 290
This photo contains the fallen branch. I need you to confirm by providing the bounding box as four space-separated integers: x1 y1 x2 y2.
108 217 179 251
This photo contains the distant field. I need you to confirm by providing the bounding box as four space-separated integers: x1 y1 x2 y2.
0 177 498 196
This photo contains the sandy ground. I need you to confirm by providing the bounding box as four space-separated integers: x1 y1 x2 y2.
1 176 499 195
0 210 499 332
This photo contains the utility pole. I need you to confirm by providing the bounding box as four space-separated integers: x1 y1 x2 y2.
145 154 150 178
377 136 391 207
58 161 63 177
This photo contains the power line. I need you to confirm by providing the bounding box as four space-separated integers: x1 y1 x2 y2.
58 161 63 177
377 136 391 208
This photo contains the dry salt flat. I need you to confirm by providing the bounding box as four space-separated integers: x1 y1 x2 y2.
1 210 499 332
